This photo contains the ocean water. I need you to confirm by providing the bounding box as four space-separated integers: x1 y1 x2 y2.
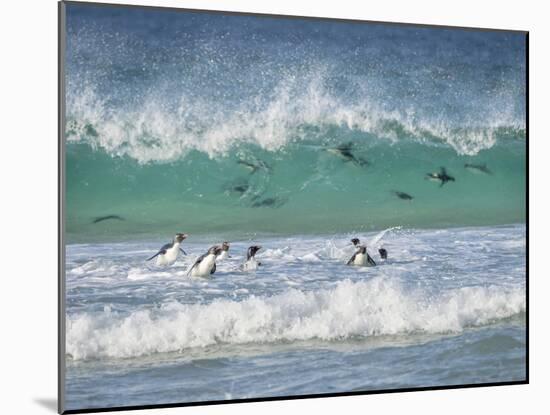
63 3 526 411
64 5 526 243
65 226 526 409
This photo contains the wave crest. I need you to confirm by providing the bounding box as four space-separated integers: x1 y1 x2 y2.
66 78 524 164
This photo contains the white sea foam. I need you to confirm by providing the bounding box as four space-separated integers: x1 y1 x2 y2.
66 77 523 163
66 277 525 360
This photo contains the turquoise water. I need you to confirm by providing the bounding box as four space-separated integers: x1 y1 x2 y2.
66 134 525 242
64 5 526 243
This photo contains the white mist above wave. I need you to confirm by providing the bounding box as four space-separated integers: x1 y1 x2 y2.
65 77 523 164
66 277 525 360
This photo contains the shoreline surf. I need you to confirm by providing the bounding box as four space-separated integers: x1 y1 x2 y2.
65 224 526 361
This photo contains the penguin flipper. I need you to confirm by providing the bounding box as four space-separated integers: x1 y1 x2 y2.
367 254 377 266
210 263 216 274
346 254 356 266
179 248 187 255
146 249 166 261
186 254 206 276
186 262 198 276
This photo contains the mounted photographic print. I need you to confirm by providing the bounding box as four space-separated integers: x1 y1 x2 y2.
59 1 528 413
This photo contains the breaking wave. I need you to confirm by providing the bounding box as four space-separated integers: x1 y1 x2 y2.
64 5 526 240
66 79 524 163
66 278 525 360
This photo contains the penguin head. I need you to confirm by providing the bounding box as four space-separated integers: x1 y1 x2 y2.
208 245 223 256
222 242 230 251
175 233 188 243
351 238 360 246
247 245 262 259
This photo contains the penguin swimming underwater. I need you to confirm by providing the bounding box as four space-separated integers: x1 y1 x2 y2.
187 245 223 277
146 233 188 266
242 245 262 271
218 242 231 260
426 167 455 187
326 143 369 167
349 238 376 266
250 196 287 208
232 184 249 194
391 190 413 200
92 214 125 224
237 158 271 174
464 163 492 175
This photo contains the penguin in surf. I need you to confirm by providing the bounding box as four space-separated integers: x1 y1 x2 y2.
146 233 188 266
241 245 262 271
347 245 376 267
218 242 231 260
350 238 376 266
187 245 223 277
